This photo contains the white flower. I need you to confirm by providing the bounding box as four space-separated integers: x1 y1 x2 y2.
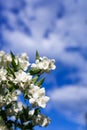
4 54 12 63
11 90 21 101
0 67 7 82
41 118 50 127
35 114 50 127
29 84 40 97
17 102 23 109
39 57 50 70
19 59 30 71
38 96 50 108
49 59 56 70
14 70 32 85
31 63 37 68
21 53 29 60
36 114 42 122
0 95 4 103
14 54 30 71
0 126 7 130
23 121 30 126
14 102 23 113
41 57 56 70
28 109 35 116
29 98 36 104
0 51 5 57
7 76 14 82
18 56 30 71
12 96 18 101
31 88 45 99
29 84 50 108
31 56 56 71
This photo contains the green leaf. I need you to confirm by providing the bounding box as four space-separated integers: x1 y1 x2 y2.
0 116 2 121
10 51 17 68
36 77 45 86
10 51 15 59
31 76 39 84
7 66 15 78
29 68 41 75
35 108 40 116
10 51 20 71
36 50 40 60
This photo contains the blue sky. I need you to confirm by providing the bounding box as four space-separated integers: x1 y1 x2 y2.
0 0 87 130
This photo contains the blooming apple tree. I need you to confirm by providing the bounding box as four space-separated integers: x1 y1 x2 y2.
0 50 56 130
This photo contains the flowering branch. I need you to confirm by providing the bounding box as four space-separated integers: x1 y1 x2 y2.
0 50 56 130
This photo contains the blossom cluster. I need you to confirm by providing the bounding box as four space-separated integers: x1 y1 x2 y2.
0 51 56 130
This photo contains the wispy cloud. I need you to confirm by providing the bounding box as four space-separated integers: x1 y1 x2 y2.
49 85 87 125
1 0 87 58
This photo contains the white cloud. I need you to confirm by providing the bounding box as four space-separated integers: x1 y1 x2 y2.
1 0 87 58
1 0 87 87
48 86 87 125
